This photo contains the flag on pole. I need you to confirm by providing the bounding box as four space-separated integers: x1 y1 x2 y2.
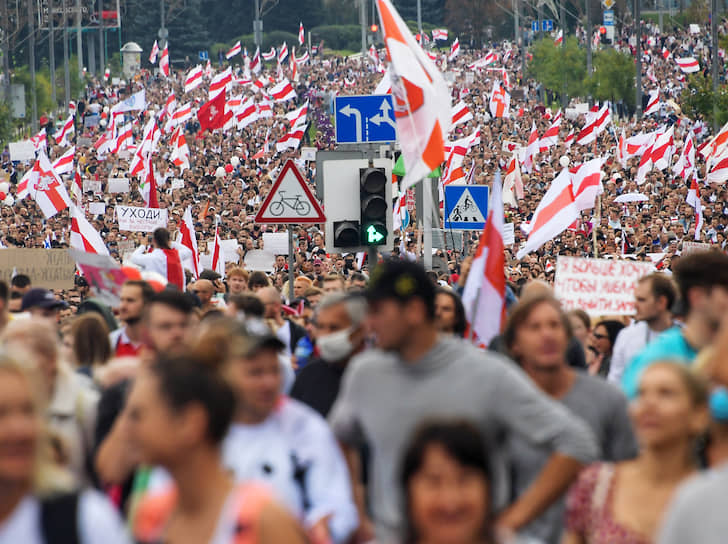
142 159 159 208
644 89 660 116
462 172 506 347
28 152 73 219
554 29 563 45
211 223 226 278
521 122 540 173
686 174 703 240
160 45 170 77
278 43 289 64
448 37 460 61
226 41 242 59
54 115 75 146
70 205 109 255
197 91 227 135
489 81 510 118
184 65 204 93
177 206 200 279
451 101 473 128
262 47 276 61
52 146 75 175
376 0 450 189
432 29 448 40
250 47 262 74
675 57 699 73
502 154 523 206
149 40 160 64
298 22 305 46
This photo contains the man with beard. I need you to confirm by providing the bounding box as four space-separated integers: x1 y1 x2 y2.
109 280 156 357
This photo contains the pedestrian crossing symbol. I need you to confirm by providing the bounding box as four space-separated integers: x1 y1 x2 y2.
443 185 489 230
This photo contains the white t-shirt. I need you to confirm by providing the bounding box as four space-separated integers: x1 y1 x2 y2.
0 491 131 544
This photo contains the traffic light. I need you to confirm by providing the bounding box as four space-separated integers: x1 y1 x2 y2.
359 167 388 245
370 24 378 32
333 220 360 248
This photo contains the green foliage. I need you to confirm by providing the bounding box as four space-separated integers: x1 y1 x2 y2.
309 25 362 51
528 37 585 98
586 48 635 109
12 66 55 121
681 74 728 128
0 102 13 148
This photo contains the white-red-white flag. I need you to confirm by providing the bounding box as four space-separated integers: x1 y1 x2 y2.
673 134 696 179
269 78 296 102
502 154 523 206
70 205 109 255
489 81 510 118
54 115 75 146
517 168 579 258
149 40 160 64
250 47 262 74
644 89 660 116
51 146 75 175
539 111 562 152
686 175 703 240
522 121 540 173
278 42 289 64
209 67 232 98
450 100 473 128
298 22 305 46
570 157 604 212
576 103 610 146
554 29 563 45
177 206 200 279
448 37 460 61
160 45 170 77
262 47 276 61
169 126 190 172
376 0 450 189
226 41 242 59
184 65 204 93
462 172 506 347
211 224 226 278
676 57 700 73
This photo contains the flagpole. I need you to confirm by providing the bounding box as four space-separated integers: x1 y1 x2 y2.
287 228 295 302
593 194 600 257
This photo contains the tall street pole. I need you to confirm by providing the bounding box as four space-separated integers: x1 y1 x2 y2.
29 0 38 132
76 0 83 75
50 0 57 109
98 0 104 74
561 0 567 107
360 0 366 56
586 0 592 75
712 0 718 133
1 0 11 104
635 0 642 119
417 0 422 36
63 0 70 107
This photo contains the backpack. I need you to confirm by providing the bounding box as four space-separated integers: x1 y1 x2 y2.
40 492 80 544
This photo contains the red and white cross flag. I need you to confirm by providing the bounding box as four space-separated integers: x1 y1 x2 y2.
502 154 523 206
489 81 510 118
462 172 506 347
28 151 73 219
448 37 460 61
376 0 450 189
70 205 109 255
432 28 448 40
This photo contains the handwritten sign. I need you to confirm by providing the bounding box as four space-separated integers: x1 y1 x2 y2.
170 178 185 190
0 249 76 290
554 256 655 316
116 205 168 232
681 241 711 256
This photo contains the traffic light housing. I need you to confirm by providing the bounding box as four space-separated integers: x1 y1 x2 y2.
359 167 388 245
333 220 360 248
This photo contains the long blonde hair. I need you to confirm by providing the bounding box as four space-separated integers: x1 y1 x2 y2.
0 352 74 497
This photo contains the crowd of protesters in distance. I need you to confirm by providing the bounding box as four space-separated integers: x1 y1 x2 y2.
0 13 728 544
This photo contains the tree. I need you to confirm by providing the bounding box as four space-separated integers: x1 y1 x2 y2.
528 37 586 99
444 0 497 45
681 74 728 129
586 48 635 109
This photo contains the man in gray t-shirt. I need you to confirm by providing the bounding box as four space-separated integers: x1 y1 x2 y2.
329 260 598 542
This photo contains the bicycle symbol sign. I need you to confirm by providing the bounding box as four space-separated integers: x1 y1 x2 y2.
269 191 312 216
255 160 326 224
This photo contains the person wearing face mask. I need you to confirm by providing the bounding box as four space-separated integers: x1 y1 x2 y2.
290 293 367 418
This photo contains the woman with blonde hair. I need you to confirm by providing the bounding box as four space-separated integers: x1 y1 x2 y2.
563 362 709 544
0 353 129 542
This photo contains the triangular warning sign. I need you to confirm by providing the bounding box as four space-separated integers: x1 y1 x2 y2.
255 160 326 224
447 188 485 223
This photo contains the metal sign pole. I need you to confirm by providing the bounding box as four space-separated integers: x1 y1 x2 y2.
423 177 433 270
288 228 295 302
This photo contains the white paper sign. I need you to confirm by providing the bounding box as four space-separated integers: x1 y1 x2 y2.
108 178 130 193
300 147 317 161
8 141 36 162
88 202 106 215
244 250 275 272
199 253 213 270
503 222 515 245
220 239 240 262
116 205 169 232
554 256 655 316
83 180 102 193
681 241 711 256
262 232 289 255
170 178 185 190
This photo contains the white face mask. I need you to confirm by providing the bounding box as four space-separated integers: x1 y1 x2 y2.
317 327 355 363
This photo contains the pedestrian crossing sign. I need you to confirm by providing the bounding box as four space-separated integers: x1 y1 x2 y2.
443 185 489 230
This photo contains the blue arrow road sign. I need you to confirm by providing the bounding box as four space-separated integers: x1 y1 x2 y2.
531 21 539 32
335 95 397 144
198 51 209 61
443 185 489 230
542 19 554 31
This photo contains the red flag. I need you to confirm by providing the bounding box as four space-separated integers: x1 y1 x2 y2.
197 91 226 136
145 159 159 208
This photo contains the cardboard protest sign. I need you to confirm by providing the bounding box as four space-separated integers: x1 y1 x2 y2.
116 206 168 232
262 232 288 255
0 249 76 290
554 256 655 316
108 178 130 193
68 249 127 306
681 241 711 256
8 141 36 161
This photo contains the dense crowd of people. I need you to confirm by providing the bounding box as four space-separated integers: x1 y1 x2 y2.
0 10 727 544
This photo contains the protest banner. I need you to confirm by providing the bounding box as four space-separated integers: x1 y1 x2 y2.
220 239 240 262
681 241 711 256
83 180 102 193
554 256 655 316
88 202 106 215
170 178 185 190
68 249 127 306
0 249 76 290
116 205 168 232
244 250 275 272
262 232 289 255
108 178 130 193
503 223 515 245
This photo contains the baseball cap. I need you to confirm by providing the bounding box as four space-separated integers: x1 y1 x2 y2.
366 259 435 304
20 288 68 312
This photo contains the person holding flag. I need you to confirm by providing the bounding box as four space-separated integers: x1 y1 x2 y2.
130 227 192 291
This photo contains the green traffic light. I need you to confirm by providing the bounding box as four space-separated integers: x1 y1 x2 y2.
366 224 385 244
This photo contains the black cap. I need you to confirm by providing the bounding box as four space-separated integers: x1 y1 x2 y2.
366 259 435 304
20 288 68 312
